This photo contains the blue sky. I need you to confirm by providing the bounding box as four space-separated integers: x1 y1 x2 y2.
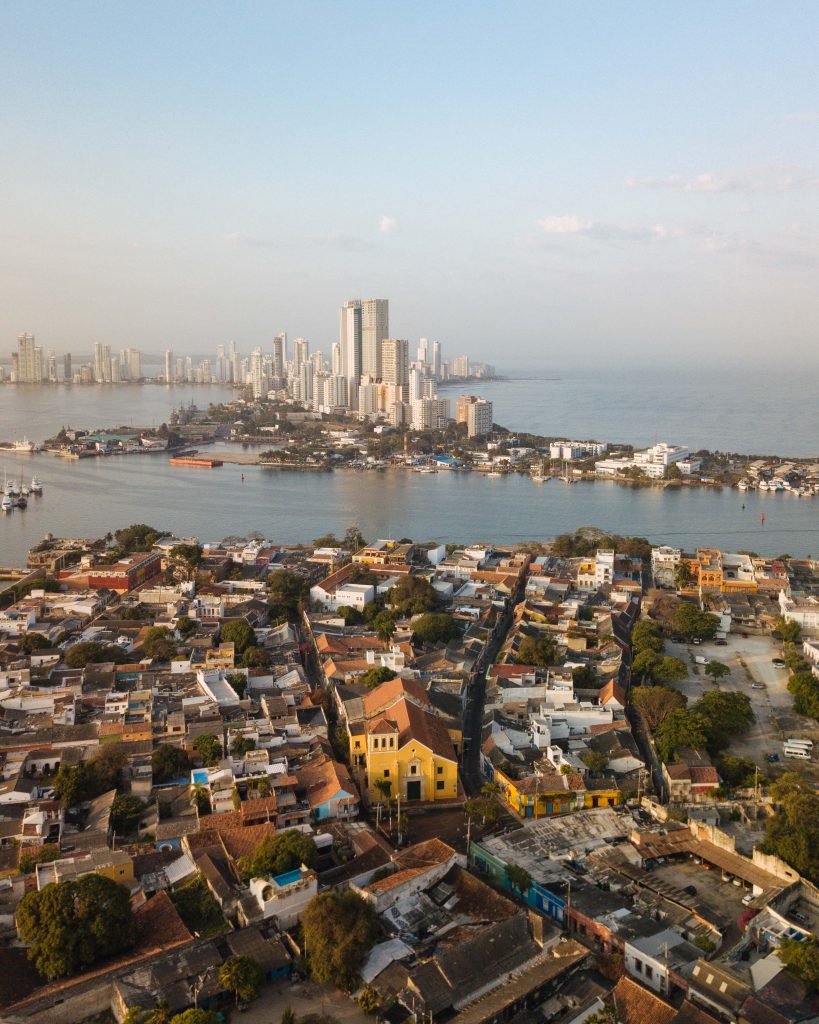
2 1 818 366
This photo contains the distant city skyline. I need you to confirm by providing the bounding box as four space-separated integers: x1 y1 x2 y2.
1 2 818 366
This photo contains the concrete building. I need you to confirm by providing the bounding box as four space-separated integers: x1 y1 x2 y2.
457 395 494 437
17 333 40 383
361 298 389 379
412 397 451 431
164 349 174 383
382 338 409 398
273 333 286 379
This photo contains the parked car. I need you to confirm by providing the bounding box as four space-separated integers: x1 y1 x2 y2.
772 658 786 668
766 753 780 763
742 893 755 906
752 683 765 690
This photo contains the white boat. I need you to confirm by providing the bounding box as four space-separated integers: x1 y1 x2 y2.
30 476 43 494
737 479 749 491
1 494 12 513
487 471 502 478
758 480 770 491
531 475 546 483
15 494 27 509
12 437 38 453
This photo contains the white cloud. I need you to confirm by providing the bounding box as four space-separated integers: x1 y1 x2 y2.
537 215 592 234
379 215 398 234
626 166 819 193
536 215 684 242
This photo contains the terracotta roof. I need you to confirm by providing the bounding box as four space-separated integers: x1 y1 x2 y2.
590 719 631 735
666 763 693 780
219 822 277 861
599 679 626 704
367 865 428 894
690 766 720 785
362 675 431 717
393 838 457 869
296 754 358 809
372 696 457 761
611 976 677 1024
241 796 278 823
369 717 399 734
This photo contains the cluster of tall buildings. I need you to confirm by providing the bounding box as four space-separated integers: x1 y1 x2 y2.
4 305 494 430
248 298 493 432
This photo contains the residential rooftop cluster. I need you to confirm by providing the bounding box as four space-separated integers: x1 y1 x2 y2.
1 526 819 1024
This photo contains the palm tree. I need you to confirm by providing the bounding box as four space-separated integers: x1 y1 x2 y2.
373 777 391 829
481 780 502 797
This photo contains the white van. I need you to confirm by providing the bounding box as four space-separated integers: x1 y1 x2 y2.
785 738 813 749
783 743 811 760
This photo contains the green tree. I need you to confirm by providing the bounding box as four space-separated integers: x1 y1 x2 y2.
778 936 819 990
693 690 754 754
152 743 190 783
582 750 609 774
631 649 661 681
517 634 557 667
506 862 532 897
113 523 165 553
232 735 256 757
169 1011 220 1024
64 641 128 667
169 543 203 581
142 626 177 662
655 708 709 763
390 576 438 615
704 660 730 682
302 890 381 990
631 620 665 655
17 633 51 655
372 610 397 642
359 666 397 689
674 562 694 589
218 954 264 1006
675 603 719 641
241 645 270 669
111 794 147 834
238 829 317 881
653 656 688 683
17 874 135 979
192 733 223 767
169 875 226 938
220 619 256 655
267 570 309 619
464 796 500 826
175 615 199 639
774 617 802 644
717 756 757 789
412 613 459 644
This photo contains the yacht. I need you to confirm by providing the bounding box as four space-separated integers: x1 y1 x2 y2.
487 470 502 478
15 494 27 509
30 476 43 494
758 480 770 491
12 437 38 453
737 479 749 491
1 493 12 513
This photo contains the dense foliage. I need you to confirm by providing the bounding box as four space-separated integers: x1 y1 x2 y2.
53 743 127 807
237 829 317 881
17 874 135 978
759 774 819 884
64 640 129 667
151 743 190 783
412 612 459 644
517 634 557 667
302 890 381 989
359 666 397 689
192 733 223 767
169 875 227 938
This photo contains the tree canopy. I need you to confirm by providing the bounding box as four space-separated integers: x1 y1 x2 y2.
111 793 147 834
192 733 223 767
517 634 557 667
220 619 256 655
219 954 264 1005
675 603 720 641
17 874 135 978
268 570 309 620
506 862 533 896
53 743 127 807
760 773 819 884
64 641 128 668
238 829 317 881
142 626 177 662
151 743 190 783
390 576 438 615
359 666 397 689
302 890 381 990
412 612 459 645
778 936 819 990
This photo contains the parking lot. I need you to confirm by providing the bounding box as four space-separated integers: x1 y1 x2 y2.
665 632 819 772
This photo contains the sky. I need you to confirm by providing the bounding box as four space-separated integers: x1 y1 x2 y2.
1 1 818 368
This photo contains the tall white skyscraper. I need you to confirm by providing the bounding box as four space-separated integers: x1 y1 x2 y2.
273 334 286 379
294 338 310 374
94 342 112 383
361 299 389 379
165 350 174 383
339 300 363 392
16 333 39 383
250 348 268 399
417 338 429 365
408 366 422 404
331 342 341 375
382 338 409 400
432 340 441 379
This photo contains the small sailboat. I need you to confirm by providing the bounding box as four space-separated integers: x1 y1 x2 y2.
1 473 12 513
15 493 27 508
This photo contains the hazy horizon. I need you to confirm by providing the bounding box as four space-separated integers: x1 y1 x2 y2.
2 1 818 365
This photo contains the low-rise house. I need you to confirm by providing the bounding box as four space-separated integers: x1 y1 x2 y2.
247 863 317 927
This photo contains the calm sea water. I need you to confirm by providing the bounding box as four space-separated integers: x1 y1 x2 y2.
444 366 819 456
0 372 817 565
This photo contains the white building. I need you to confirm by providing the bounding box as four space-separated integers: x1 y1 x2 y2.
411 397 450 430
249 864 317 927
